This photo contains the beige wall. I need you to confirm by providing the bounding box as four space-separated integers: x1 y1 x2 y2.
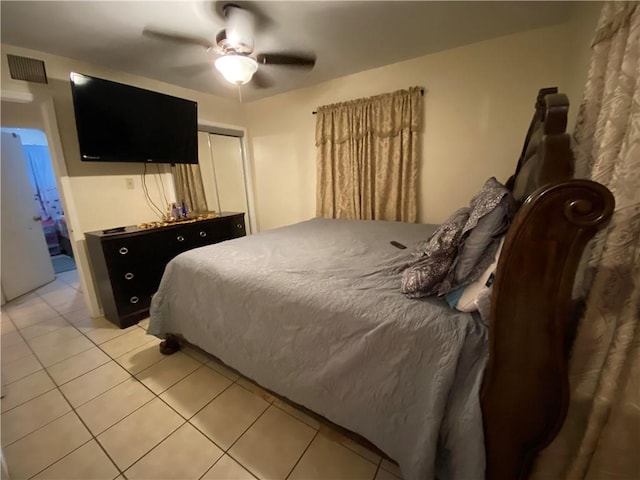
1 43 244 315
1 100 45 130
245 15 600 231
244 25 571 230
1 44 245 232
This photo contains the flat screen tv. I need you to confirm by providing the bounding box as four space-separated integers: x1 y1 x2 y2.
70 72 198 164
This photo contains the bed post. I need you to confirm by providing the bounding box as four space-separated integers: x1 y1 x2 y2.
480 180 614 480
506 87 559 190
159 333 181 355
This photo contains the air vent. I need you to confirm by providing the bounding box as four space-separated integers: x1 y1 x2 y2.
7 54 48 84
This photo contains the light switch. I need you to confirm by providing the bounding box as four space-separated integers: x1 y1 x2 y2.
125 178 134 190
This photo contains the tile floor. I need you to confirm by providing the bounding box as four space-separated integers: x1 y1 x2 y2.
1 271 403 480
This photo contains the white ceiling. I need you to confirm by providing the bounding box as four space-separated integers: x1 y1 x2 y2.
1 1 574 102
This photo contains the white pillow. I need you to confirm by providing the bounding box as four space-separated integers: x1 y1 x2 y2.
456 237 504 312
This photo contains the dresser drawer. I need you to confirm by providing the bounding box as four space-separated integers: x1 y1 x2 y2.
207 215 246 242
101 236 154 272
109 268 160 298
85 212 246 328
159 216 246 253
191 217 244 246
114 290 153 317
151 226 203 260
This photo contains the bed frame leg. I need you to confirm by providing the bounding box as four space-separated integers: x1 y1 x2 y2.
159 334 181 355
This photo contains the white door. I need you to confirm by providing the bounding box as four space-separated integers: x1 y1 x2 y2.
1 132 55 300
197 131 221 213
197 131 252 233
209 134 250 223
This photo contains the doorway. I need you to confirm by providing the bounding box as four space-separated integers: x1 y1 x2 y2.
1 127 77 276
0 96 93 310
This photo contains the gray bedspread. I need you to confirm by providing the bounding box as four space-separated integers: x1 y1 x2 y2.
148 218 488 480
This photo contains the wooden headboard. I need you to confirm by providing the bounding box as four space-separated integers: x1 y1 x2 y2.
481 89 615 479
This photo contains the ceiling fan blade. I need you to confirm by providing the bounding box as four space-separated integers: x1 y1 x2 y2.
256 53 316 68
143 28 214 50
251 70 274 89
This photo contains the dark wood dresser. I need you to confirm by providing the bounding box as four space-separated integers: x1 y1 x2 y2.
85 212 245 328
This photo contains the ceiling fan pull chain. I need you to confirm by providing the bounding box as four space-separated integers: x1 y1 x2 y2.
238 84 243 103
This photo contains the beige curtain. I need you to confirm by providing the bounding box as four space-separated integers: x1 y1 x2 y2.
315 87 422 222
171 163 208 213
532 3 640 479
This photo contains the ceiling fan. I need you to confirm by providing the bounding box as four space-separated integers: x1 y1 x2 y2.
143 3 316 88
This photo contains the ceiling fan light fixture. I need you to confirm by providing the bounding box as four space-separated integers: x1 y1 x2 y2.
215 55 258 85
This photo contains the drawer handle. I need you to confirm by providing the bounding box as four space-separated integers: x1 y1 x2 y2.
119 247 129 255
199 231 207 237
130 296 139 304
124 273 134 280
236 224 243 229
177 235 185 242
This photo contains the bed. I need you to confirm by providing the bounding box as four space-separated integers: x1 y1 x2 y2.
148 88 614 480
55 215 73 258
39 215 73 258
41 218 61 255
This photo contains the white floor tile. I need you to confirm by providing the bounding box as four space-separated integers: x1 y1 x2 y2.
206 358 241 381
125 423 222 479
10 303 60 329
60 361 130 407
97 397 184 470
1 370 56 412
191 384 270 450
18 314 69 340
29 330 94 367
100 327 155 358
288 433 378 480
46 347 111 386
33 439 119 480
115 340 164 375
237 377 276 403
75 316 135 345
230 405 315 479
1 353 43 384
1 330 25 349
159 364 232 419
1 341 33 365
202 455 256 480
76 377 155 435
136 351 200 394
1 389 71 446
3 412 91 479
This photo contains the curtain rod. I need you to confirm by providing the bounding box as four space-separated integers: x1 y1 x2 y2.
312 88 424 114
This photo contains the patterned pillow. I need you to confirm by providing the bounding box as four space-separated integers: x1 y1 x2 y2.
438 177 514 295
401 208 469 298
454 196 511 284
402 177 514 299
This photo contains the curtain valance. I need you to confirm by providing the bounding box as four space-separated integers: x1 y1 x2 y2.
315 87 422 145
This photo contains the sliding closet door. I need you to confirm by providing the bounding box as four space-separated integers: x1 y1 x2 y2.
208 135 249 217
197 131 221 213
198 132 252 234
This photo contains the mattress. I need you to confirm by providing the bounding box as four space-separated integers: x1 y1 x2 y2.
149 217 488 479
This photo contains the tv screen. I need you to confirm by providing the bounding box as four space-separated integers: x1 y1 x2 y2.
70 72 198 164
